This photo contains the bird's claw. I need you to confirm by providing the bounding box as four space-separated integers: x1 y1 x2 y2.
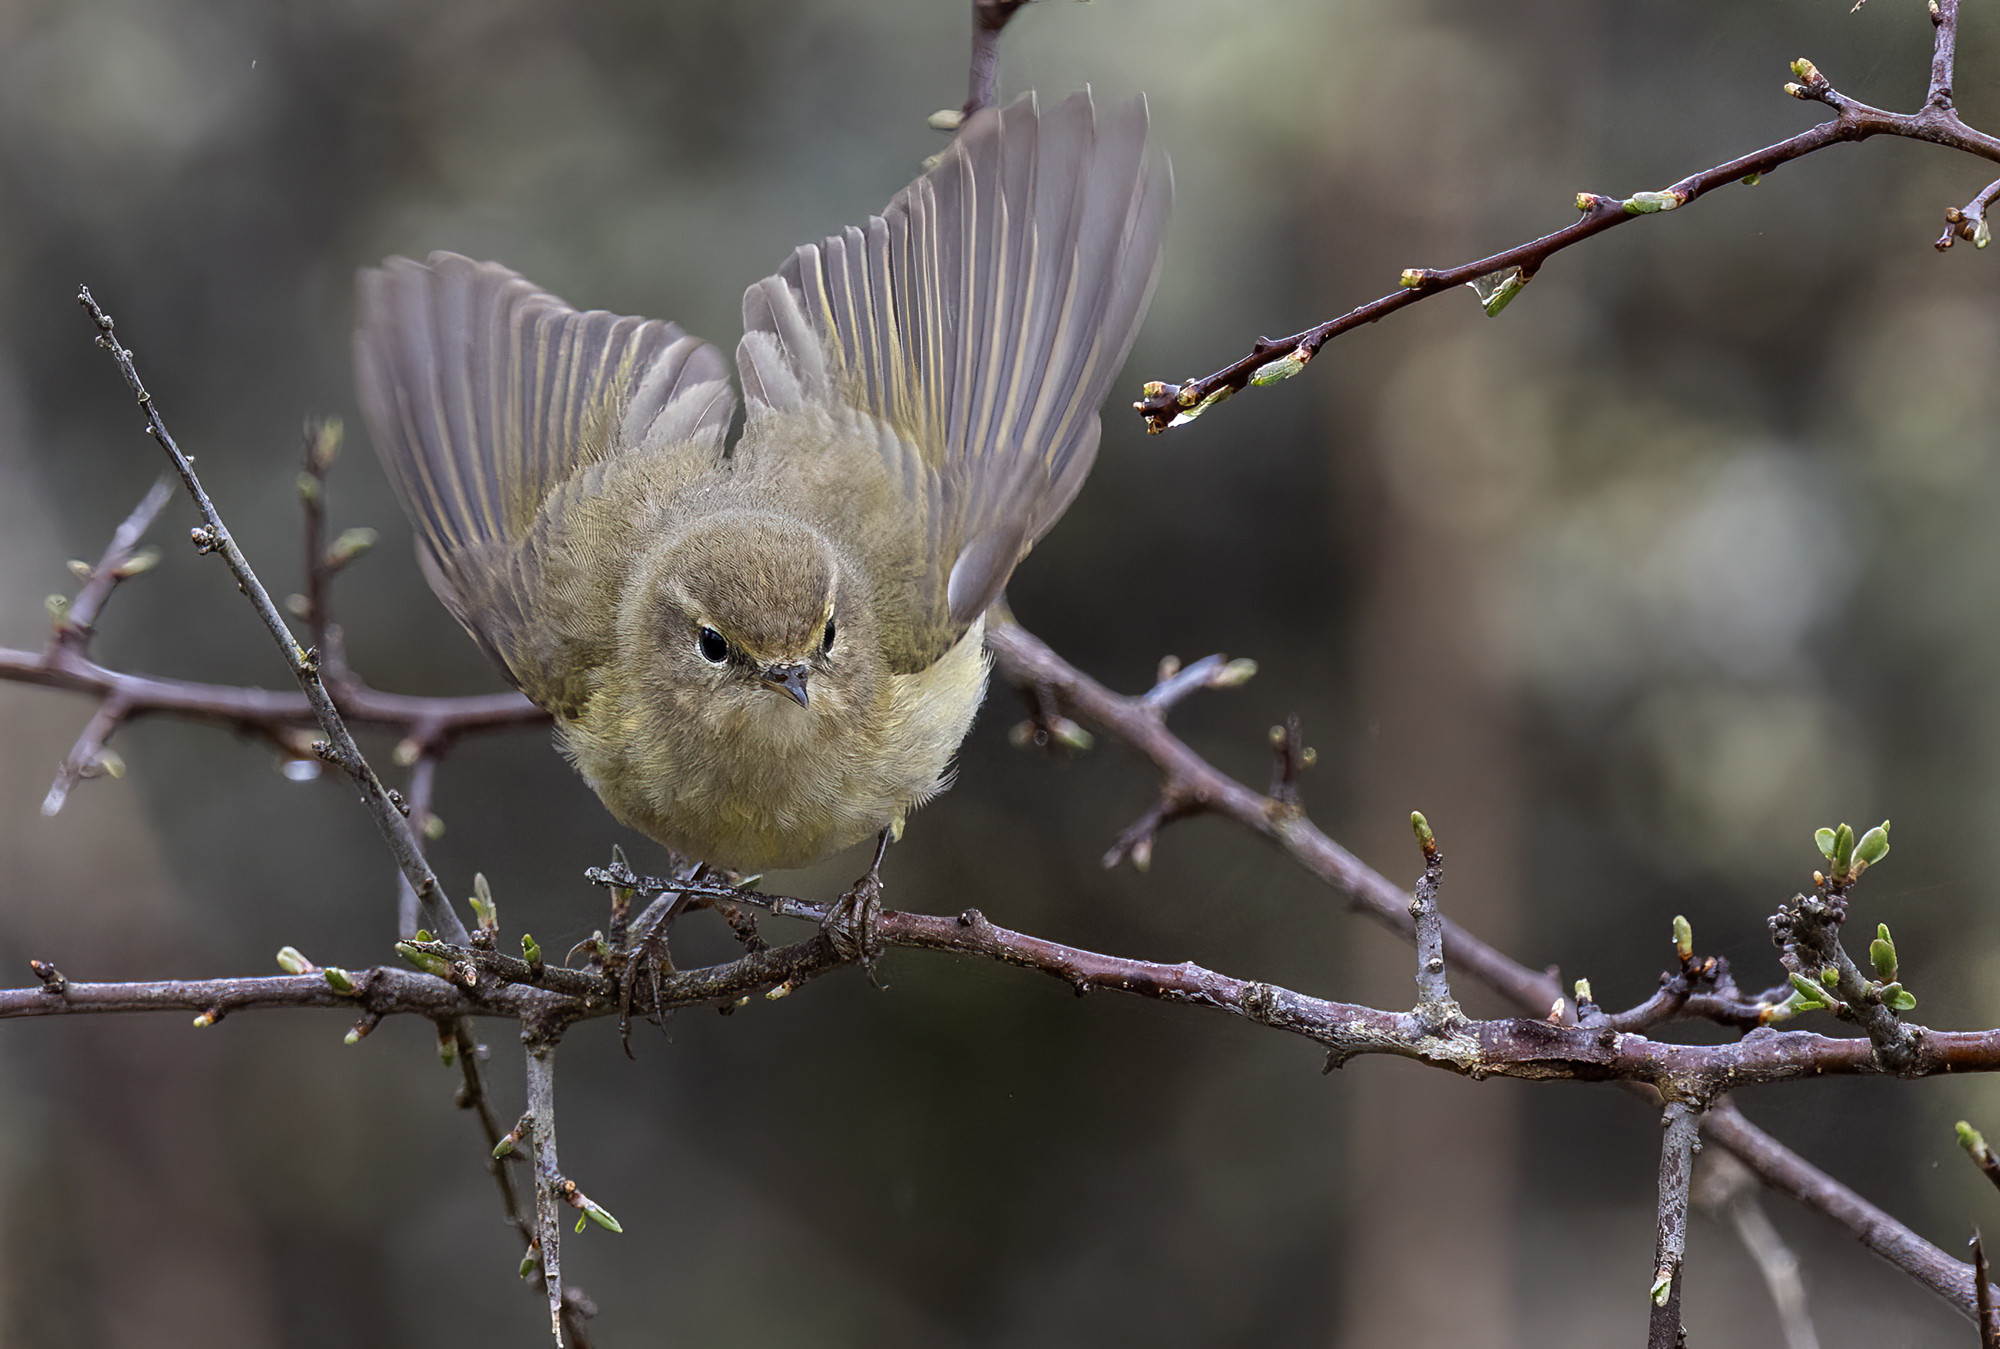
825 829 891 974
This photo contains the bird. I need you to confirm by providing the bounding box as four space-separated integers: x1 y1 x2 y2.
353 90 1170 880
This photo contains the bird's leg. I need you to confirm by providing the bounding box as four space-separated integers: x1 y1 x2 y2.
616 862 705 1052
825 828 892 973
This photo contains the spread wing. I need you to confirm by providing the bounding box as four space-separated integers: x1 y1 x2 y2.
736 90 1171 672
354 251 736 701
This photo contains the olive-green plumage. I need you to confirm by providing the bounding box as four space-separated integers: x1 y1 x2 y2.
354 91 1170 872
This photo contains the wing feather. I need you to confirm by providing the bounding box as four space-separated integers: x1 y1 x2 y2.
354 251 735 690
736 91 1171 671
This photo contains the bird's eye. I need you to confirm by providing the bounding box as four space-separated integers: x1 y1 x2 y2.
697 626 729 665
821 617 837 654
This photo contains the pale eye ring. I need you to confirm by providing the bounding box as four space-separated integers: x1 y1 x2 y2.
697 626 729 665
821 617 837 655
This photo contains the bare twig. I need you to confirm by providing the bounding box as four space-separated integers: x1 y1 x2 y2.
987 619 1564 1016
47 475 173 656
2 642 539 739
524 1039 566 1347
39 476 175 814
1706 1099 1997 1321
1979 1233 1999 1349
1649 1099 1704 1349
1407 812 1460 1032
1928 0 1959 111
76 286 472 943
1937 175 2000 250
1694 1149 1820 1349
1134 13 2000 433
1961 1122 2000 1193
453 1023 599 1348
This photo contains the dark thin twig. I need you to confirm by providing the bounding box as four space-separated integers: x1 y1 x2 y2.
75 286 467 944
1407 813 1458 1031
1706 1099 1997 1320
1649 1100 1704 1349
1937 175 2000 249
1928 0 1959 111
1976 1233 1997 1349
523 1038 566 1348
39 476 175 815
1 641 538 737
1693 1149 1820 1349
1134 28 2000 433
1961 1122 2000 1193
987 619 1564 1016
47 475 174 655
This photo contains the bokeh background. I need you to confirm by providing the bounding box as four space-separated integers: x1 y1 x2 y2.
2 1 1998 1344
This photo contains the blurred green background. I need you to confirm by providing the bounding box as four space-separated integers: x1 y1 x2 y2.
3 0 1998 1344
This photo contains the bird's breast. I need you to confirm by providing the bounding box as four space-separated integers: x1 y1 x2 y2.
565 620 989 873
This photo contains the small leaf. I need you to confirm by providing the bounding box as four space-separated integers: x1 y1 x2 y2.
1672 915 1694 962
1854 821 1890 867
325 527 378 569
1814 827 1837 859
1622 190 1683 215
1465 267 1529 317
112 546 161 579
1214 658 1259 689
470 873 497 929
1869 924 1897 983
1250 349 1310 385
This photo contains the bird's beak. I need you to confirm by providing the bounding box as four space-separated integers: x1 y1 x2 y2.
759 662 810 708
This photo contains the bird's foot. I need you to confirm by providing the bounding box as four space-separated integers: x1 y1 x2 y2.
825 829 892 975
